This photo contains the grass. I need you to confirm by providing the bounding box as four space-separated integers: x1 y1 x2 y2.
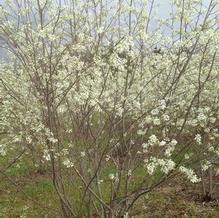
0 179 56 218
0 154 218 218
0 154 58 218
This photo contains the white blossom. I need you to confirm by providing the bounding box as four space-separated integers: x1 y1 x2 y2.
179 166 201 183
194 134 202 145
63 159 74 168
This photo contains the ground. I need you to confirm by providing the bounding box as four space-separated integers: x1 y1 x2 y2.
0 159 218 218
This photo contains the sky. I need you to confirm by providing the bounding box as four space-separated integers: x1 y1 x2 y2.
0 0 214 60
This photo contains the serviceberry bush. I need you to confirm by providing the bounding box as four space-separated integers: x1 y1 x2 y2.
0 0 218 217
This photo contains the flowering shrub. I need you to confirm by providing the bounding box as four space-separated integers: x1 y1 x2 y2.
0 0 218 217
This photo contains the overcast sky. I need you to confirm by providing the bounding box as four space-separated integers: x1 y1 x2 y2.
0 0 214 60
